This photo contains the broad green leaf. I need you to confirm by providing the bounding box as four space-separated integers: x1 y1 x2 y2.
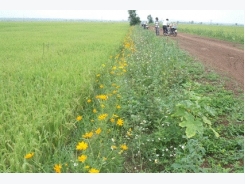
179 114 203 138
202 116 212 125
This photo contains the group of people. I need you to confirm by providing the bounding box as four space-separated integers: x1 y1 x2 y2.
154 17 177 36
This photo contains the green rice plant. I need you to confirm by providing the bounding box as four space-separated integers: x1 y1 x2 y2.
0 21 129 172
178 23 244 44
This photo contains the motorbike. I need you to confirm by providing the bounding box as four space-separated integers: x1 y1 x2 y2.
164 25 177 36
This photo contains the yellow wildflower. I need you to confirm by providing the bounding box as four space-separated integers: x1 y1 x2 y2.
120 144 128 151
24 152 34 159
117 118 124 126
100 84 104 88
76 116 82 121
87 99 92 103
54 164 62 173
96 94 108 100
82 131 93 139
110 118 115 123
84 165 90 169
78 155 87 163
95 128 102 135
89 168 100 173
111 145 117 150
93 109 97 113
100 104 105 108
76 141 88 151
98 113 108 121
116 105 121 109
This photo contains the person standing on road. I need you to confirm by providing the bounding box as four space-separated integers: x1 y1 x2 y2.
155 17 160 35
162 18 169 35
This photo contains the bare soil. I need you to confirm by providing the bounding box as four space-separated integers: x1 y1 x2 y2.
149 26 244 93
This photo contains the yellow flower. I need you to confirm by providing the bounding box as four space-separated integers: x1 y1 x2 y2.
110 118 115 123
100 84 104 88
54 164 62 173
100 104 105 108
89 168 100 173
98 113 108 121
96 94 108 100
117 118 124 126
78 155 87 163
120 144 128 151
76 141 88 151
76 116 82 121
93 109 97 113
84 165 90 169
95 128 102 135
111 145 117 150
116 105 121 109
96 74 100 77
87 99 92 103
24 152 34 159
82 131 93 139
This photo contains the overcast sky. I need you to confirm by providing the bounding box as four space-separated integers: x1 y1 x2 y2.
0 1 244 24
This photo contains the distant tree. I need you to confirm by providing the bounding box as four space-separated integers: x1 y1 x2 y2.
147 15 153 23
128 10 141 26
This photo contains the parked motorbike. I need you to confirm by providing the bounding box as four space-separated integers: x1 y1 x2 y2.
164 24 177 36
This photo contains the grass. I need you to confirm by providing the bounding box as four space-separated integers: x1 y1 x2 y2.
0 22 243 173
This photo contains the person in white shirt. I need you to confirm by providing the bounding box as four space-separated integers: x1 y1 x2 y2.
162 18 169 35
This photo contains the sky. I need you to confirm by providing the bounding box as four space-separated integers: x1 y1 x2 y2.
0 0 244 24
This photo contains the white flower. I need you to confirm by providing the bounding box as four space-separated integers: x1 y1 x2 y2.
112 138 115 142
158 138 161 140
73 163 78 167
155 159 158 163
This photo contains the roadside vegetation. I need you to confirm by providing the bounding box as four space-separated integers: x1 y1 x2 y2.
178 23 244 45
0 22 243 173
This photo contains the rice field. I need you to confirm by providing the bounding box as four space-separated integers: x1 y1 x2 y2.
178 23 244 44
0 21 129 172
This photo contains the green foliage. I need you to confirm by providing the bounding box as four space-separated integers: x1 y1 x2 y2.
128 10 141 26
147 15 153 24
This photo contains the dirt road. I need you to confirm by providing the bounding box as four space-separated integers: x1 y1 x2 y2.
149 26 244 92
